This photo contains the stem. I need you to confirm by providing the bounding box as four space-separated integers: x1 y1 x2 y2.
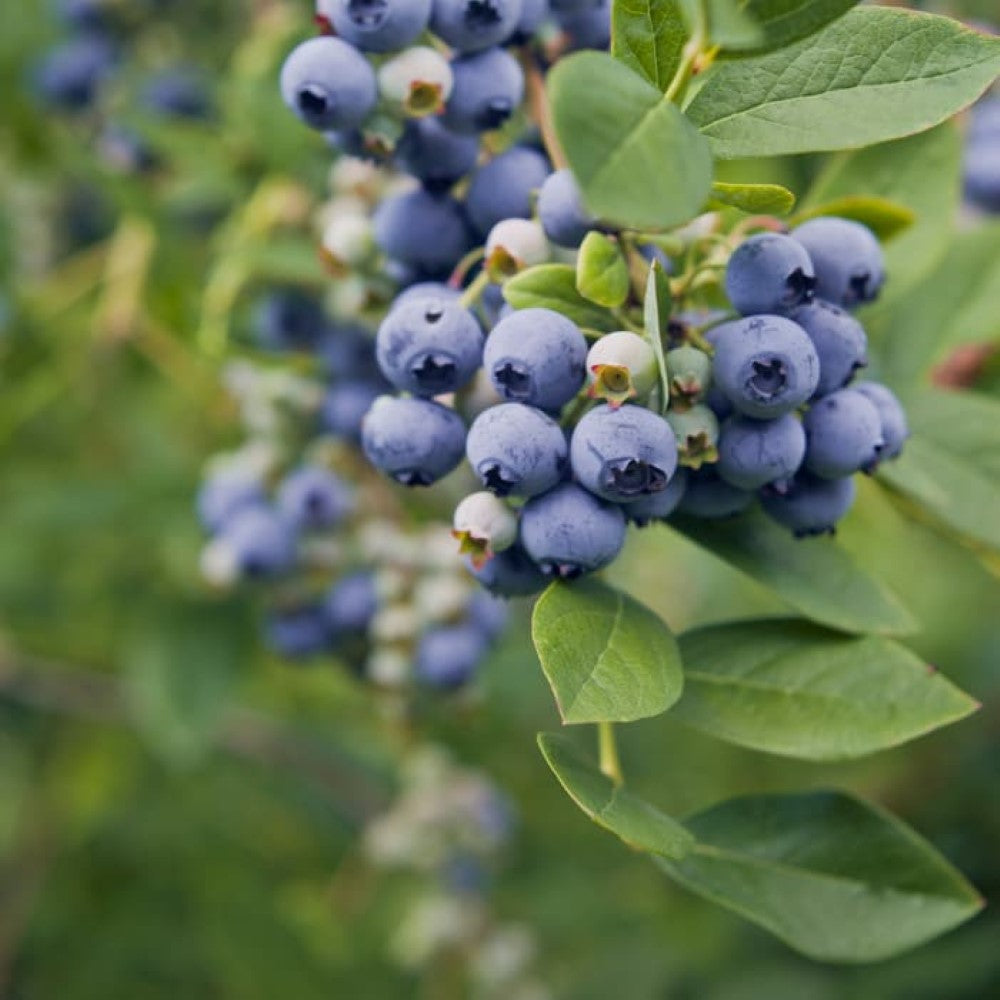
458 269 491 308
598 721 624 786
447 246 486 289
664 2 707 106
521 48 568 170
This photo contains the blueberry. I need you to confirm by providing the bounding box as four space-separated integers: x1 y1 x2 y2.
484 219 549 278
761 472 856 537
97 124 159 175
521 483 626 578
378 45 453 115
252 289 325 352
415 624 488 688
467 591 509 639
392 281 462 310
373 187 472 276
197 470 265 534
666 344 712 406
376 295 483 396
626 468 688 525
711 315 820 419
466 542 547 596
265 604 331 659
141 68 212 120
586 331 657 407
675 467 755 519
220 507 296 578
317 322 380 382
792 217 885 309
442 47 524 134
34 35 115 111
716 413 806 491
484 308 588 411
790 299 868 397
280 36 377 132
964 137 1000 212
666 405 719 469
394 117 480 191
465 146 551 238
276 466 353 531
536 169 594 248
319 381 384 441
324 571 378 633
430 0 524 53
554 0 611 51
506 0 548 42
725 232 816 316
362 395 466 486
453 490 519 566
853 381 908 460
969 96 1000 144
318 0 432 53
802 388 884 478
571 404 678 504
466 403 567 497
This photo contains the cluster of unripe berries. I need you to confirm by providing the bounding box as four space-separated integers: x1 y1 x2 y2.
196 324 507 692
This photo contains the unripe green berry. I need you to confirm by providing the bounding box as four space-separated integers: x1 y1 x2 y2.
452 491 519 568
485 218 549 281
586 331 657 408
378 46 453 117
667 404 719 469
666 344 712 409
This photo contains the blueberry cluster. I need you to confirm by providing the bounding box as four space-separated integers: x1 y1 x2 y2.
280 0 610 283
964 94 1000 212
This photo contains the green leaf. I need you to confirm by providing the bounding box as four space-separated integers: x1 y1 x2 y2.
686 8 1000 159
576 232 630 308
550 52 713 228
674 619 977 760
790 196 914 241
537 732 694 858
715 0 861 54
703 0 766 50
611 0 687 90
503 264 620 333
531 578 683 724
872 223 1000 387
658 790 983 962
800 123 962 302
877 390 1000 552
644 262 673 409
707 181 796 215
671 508 916 636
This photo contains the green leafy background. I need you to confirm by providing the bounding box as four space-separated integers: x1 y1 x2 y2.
2 0 1000 996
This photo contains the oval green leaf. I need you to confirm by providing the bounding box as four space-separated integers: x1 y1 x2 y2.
707 181 796 215
503 264 620 332
686 8 1000 159
674 619 978 760
715 0 860 55
576 232 630 308
612 0 687 90
531 578 683 724
657 791 983 962
550 52 713 228
538 732 694 858
671 508 916 636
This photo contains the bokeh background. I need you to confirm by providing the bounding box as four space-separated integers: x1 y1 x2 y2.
2 1 999 997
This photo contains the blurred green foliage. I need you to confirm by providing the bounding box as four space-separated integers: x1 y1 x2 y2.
1 1 999 998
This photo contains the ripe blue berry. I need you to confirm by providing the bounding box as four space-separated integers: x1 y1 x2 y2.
716 413 806 492
319 381 384 441
711 315 820 419
276 466 353 531
319 0 432 53
362 395 466 486
853 382 908 460
430 0 524 53
141 69 211 120
725 233 816 316
626 468 688 525
761 473 856 537
964 137 1000 212
442 47 524 134
676 468 754 519
465 146 550 237
520 483 626 578
790 299 868 397
324 571 378 633
373 187 471 276
570 404 678 504
554 0 611 51
416 624 488 688
34 35 115 111
394 117 480 191
318 322 380 382
803 388 884 478
220 507 296 578
280 37 378 132
197 470 265 535
466 542 547 596
467 591 509 639
507 0 548 41
253 289 325 352
265 604 331 659
376 295 484 396
792 217 885 309
466 403 567 497
537 169 595 249
483 308 588 412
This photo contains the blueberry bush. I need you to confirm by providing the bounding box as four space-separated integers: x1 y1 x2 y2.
4 0 1000 995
